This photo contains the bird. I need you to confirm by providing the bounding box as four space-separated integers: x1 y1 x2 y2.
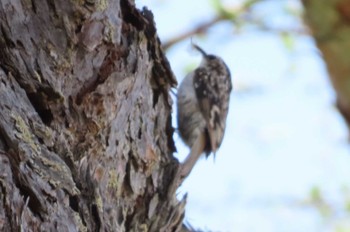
168 43 232 197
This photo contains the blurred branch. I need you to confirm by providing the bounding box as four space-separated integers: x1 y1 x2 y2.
162 16 224 50
162 0 308 50
162 0 256 50
255 22 310 35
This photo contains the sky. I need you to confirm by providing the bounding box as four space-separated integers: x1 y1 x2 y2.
137 0 350 231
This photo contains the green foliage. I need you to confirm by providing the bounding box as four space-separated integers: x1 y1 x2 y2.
210 0 236 20
210 0 259 20
308 186 332 217
183 62 198 74
335 223 350 232
305 185 350 230
280 32 295 51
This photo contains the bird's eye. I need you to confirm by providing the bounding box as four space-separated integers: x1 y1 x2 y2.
206 55 217 60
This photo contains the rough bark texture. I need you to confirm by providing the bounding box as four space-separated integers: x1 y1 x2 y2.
302 0 350 129
0 0 185 231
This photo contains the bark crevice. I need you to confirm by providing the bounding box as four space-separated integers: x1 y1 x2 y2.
0 0 186 231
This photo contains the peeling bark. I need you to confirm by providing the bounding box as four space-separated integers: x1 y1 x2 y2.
0 0 185 231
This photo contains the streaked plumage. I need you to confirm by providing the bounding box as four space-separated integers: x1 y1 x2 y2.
177 44 232 157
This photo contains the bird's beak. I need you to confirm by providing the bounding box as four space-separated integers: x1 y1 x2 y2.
192 43 207 57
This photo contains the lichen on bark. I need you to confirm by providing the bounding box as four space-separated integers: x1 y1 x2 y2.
0 0 184 231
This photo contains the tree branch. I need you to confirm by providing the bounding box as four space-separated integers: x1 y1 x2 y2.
162 16 224 50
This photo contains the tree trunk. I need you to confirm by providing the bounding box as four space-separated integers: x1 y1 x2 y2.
0 0 185 231
302 0 350 129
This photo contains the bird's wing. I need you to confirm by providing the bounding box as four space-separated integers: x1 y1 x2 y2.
193 67 231 153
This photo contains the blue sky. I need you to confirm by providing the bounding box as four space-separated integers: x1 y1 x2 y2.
137 1 350 231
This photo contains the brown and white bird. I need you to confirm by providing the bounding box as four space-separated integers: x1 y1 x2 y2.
172 43 232 190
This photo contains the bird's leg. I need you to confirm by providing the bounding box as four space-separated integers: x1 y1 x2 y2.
167 132 206 198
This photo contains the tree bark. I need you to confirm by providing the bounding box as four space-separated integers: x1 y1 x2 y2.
0 0 185 231
302 0 350 129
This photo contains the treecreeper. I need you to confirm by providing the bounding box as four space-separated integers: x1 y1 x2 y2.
168 43 232 198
